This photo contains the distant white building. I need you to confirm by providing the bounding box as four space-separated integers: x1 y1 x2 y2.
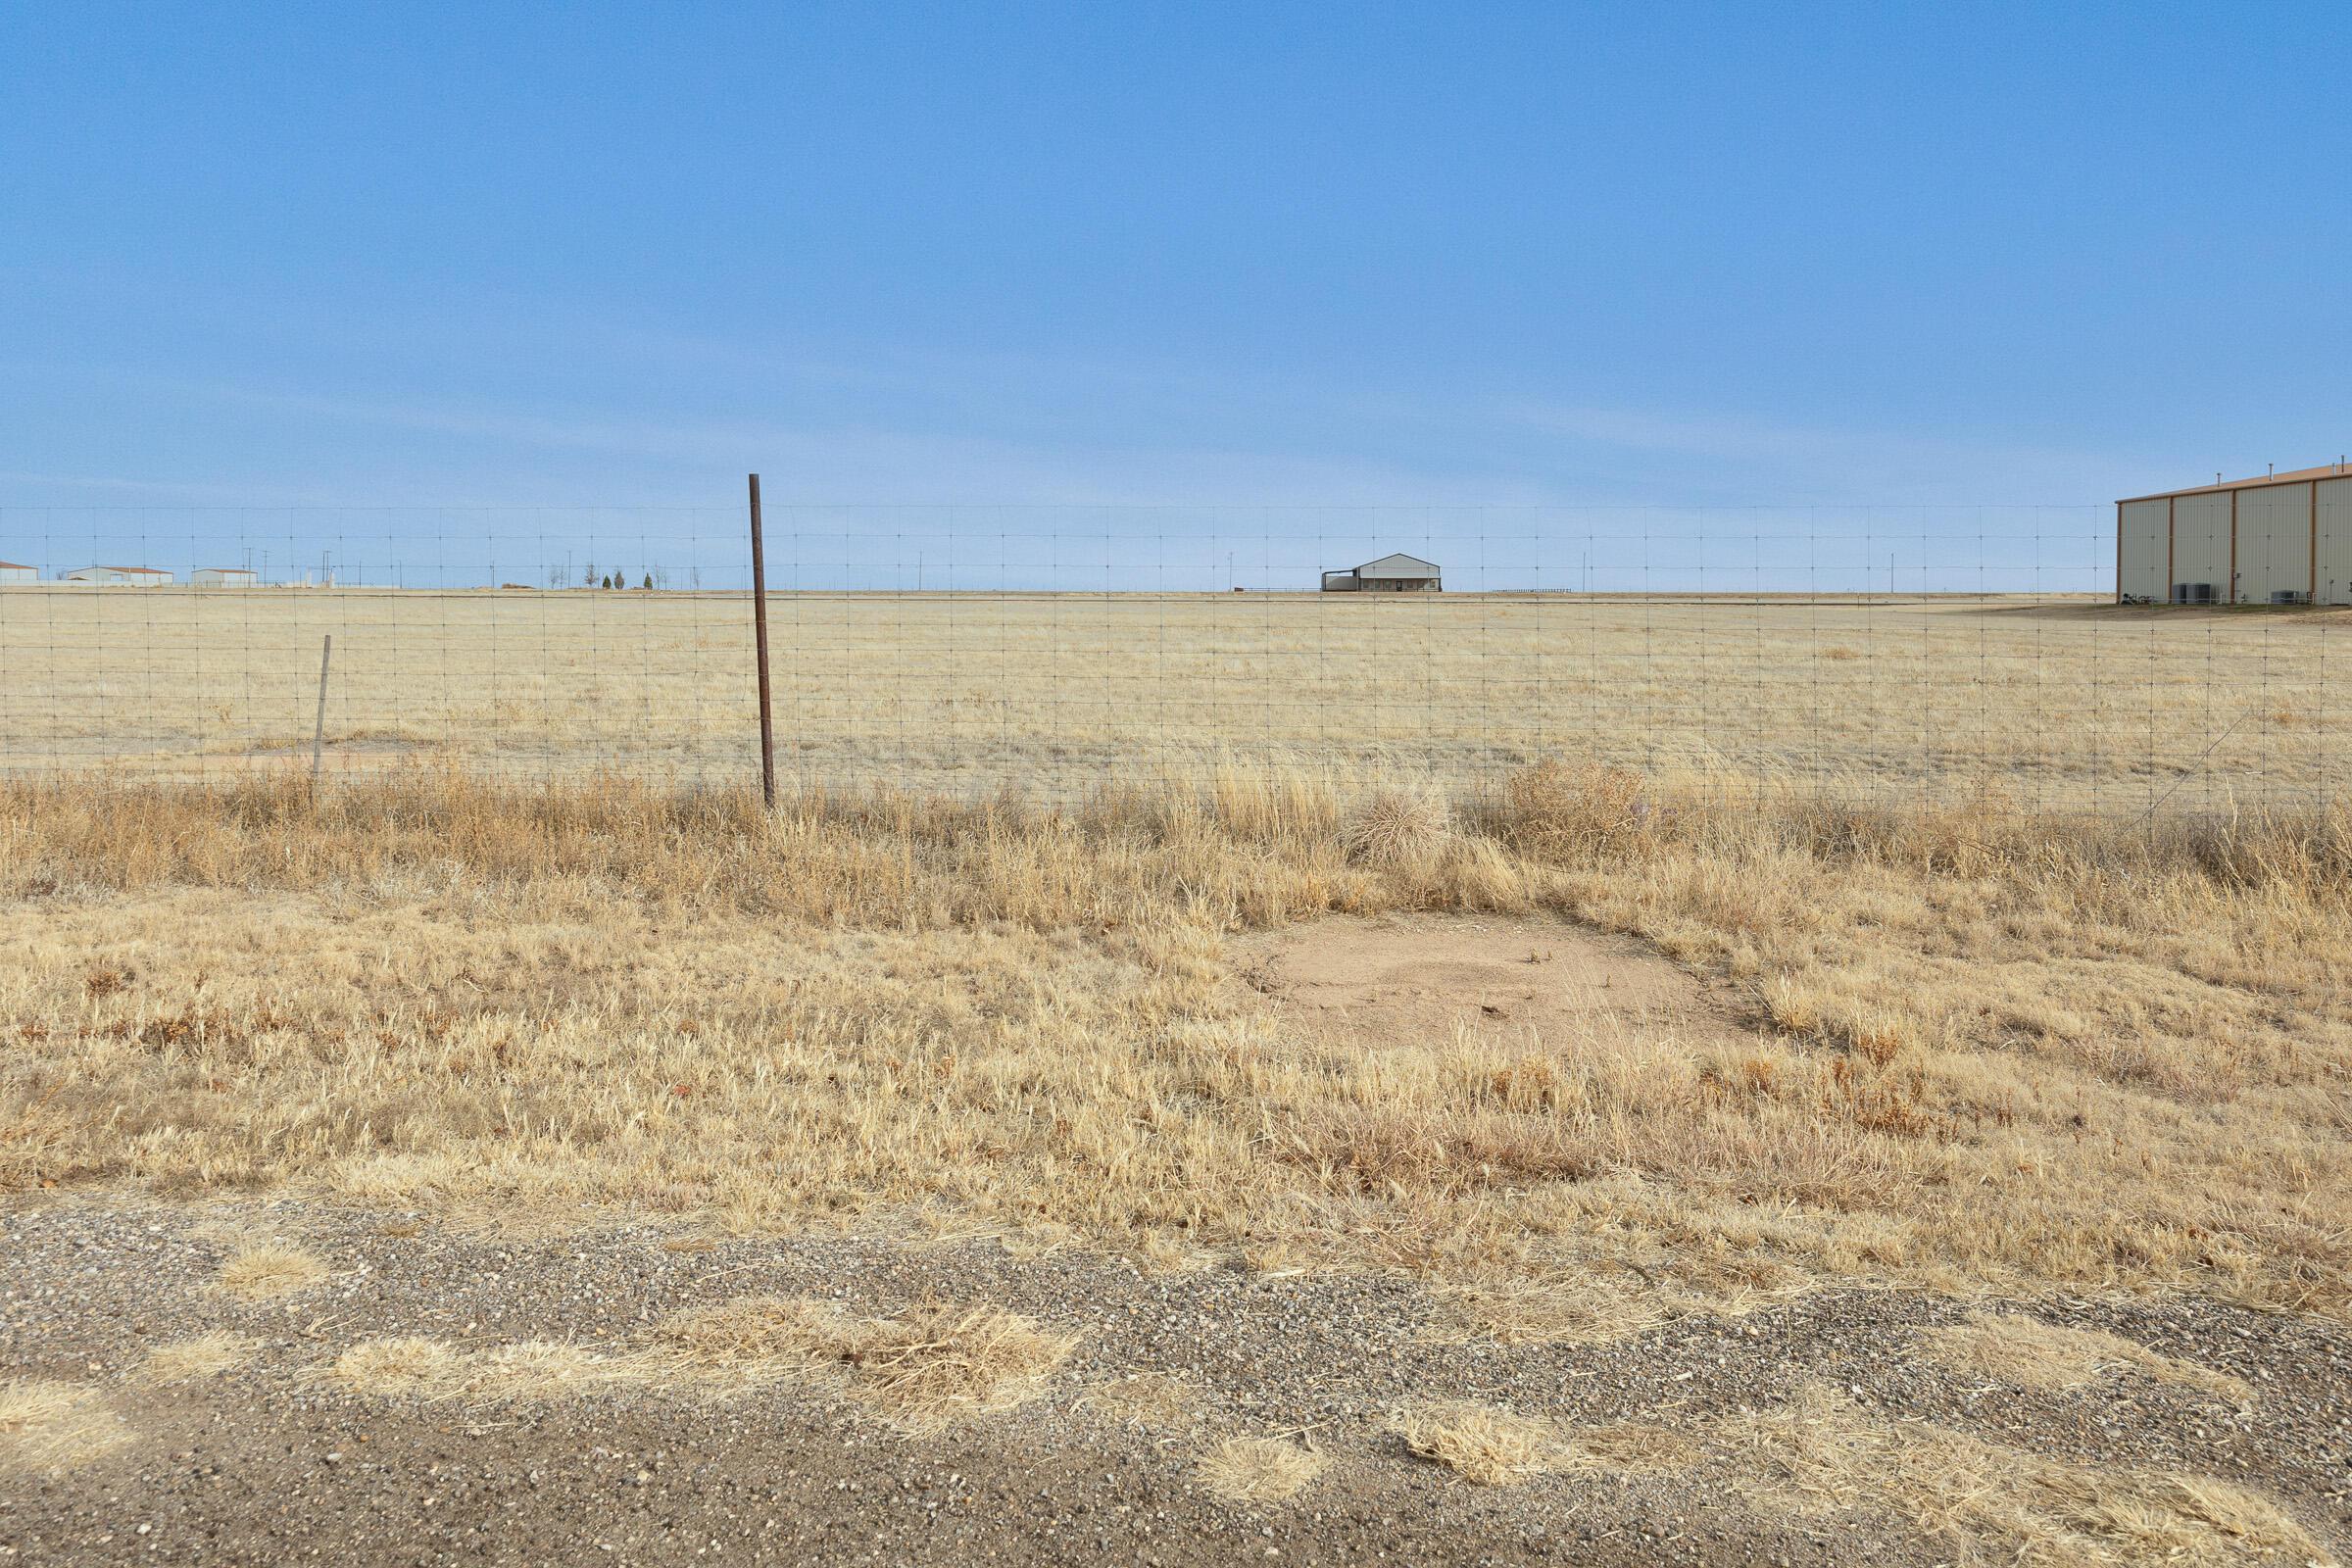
1320 553 1443 592
66 565 174 585
0 561 36 585
192 567 258 587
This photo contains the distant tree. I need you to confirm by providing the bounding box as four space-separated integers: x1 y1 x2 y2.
641 572 653 590
600 573 612 590
583 562 597 587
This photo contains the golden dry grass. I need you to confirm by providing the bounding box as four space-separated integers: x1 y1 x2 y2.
1924 1311 2252 1400
1197 1436 1327 1503
0 589 2341 819
1394 1404 1557 1486
0 1380 128 1473
325 1336 468 1398
322 1336 648 1403
2 761 2348 1328
139 1331 258 1385
1556 1420 1703 1476
658 1296 1078 1433
1721 1383 2329 1566
215 1246 329 1301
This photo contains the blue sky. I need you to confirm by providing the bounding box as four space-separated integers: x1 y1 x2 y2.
1 2 2345 584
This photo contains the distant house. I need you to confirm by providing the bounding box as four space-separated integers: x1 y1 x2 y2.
192 567 259 587
0 561 35 585
66 565 174 585
1320 553 1442 593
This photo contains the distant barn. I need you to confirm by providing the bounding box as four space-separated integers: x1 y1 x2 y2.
1320 553 1442 593
2118 464 2352 606
66 565 174 585
192 567 259 587
0 561 35 585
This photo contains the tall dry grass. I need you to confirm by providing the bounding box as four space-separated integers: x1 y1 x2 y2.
2 761 2347 1317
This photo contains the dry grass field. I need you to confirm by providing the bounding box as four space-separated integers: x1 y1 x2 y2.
4 591 2350 1563
1 586 2346 815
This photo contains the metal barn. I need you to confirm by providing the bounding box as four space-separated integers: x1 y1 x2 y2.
1320 553 1442 592
0 562 35 585
2118 464 2352 606
65 565 174 585
192 567 258 587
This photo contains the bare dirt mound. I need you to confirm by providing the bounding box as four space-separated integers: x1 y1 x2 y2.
1235 912 1741 1051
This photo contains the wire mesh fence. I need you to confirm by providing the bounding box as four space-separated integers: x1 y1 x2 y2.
0 502 2339 822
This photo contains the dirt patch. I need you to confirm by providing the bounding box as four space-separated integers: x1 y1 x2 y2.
1236 911 1740 1051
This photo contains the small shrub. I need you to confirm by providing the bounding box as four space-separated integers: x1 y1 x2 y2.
1340 786 1452 865
1502 760 1655 862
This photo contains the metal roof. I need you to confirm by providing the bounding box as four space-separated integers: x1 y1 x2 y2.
1354 553 1441 577
2120 463 2352 504
0 562 32 570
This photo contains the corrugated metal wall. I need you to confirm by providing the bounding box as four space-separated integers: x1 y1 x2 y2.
2232 481 2312 603
2119 499 2170 600
2320 478 2352 606
2169 493 2230 598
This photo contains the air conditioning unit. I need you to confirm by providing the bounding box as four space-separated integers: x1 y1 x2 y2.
2171 582 2216 604
2270 589 2311 606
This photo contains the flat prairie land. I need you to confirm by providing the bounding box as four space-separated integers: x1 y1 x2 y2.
2 586 2346 813
2 596 2350 1563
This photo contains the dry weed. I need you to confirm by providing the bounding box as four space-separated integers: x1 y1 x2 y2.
0 1380 129 1473
1395 1404 1557 1486
1924 1312 2251 1400
1557 1420 1703 1476
4 765 2349 1319
1197 1436 1326 1502
322 1336 650 1403
325 1337 467 1398
1429 1274 1670 1347
1340 785 1452 865
216 1246 328 1301
657 1296 1077 1433
656 1295 858 1379
1723 1382 2326 1566
139 1332 257 1385
1503 759 1656 860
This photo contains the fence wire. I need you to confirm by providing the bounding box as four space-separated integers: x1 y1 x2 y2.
0 503 2336 823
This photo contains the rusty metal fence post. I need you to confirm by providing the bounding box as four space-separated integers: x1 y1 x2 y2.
748 473 776 808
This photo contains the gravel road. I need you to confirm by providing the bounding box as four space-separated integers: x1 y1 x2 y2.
4 1197 2346 1566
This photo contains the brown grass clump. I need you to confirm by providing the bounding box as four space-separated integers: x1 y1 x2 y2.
657 1296 1078 1433
1340 783 1452 865
216 1246 328 1301
1723 1383 2327 1567
1395 1404 1557 1486
656 1295 858 1378
1502 759 1657 861
325 1337 467 1398
0 1380 129 1473
469 1342 647 1400
139 1332 257 1385
321 1336 650 1403
1924 1312 2251 1400
1197 1436 1327 1502
844 1303 1079 1433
